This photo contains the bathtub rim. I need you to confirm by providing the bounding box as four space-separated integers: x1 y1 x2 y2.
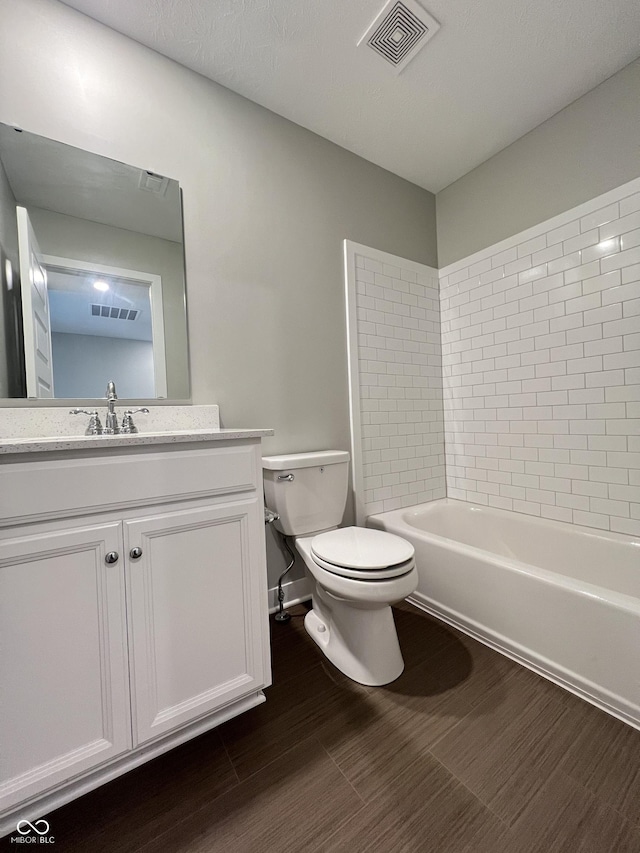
368 498 640 610
396 496 639 552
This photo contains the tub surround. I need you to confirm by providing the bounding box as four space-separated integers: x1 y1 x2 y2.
439 177 640 537
347 178 639 536
369 498 640 730
345 242 445 525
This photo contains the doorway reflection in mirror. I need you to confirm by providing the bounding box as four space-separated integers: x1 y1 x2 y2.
0 122 189 401
46 261 166 399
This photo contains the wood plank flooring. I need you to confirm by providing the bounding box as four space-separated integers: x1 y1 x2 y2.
7 601 640 852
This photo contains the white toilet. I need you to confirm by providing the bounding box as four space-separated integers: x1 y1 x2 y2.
262 450 418 686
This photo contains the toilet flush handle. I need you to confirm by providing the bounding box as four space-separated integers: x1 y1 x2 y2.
278 473 295 481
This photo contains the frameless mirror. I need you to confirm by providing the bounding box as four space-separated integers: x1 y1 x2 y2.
0 122 189 400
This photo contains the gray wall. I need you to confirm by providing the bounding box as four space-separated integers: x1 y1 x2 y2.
0 0 437 464
0 0 437 589
29 207 188 398
436 58 640 267
52 333 154 399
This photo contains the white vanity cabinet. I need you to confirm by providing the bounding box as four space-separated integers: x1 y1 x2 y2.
0 435 271 835
125 499 268 745
0 520 131 811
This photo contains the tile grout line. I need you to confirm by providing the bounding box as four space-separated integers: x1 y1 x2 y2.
425 747 512 831
220 729 341 789
129 739 340 853
129 732 247 853
309 744 372 853
319 741 368 807
220 735 242 785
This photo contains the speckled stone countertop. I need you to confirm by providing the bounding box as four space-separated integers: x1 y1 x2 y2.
0 405 273 454
0 428 274 455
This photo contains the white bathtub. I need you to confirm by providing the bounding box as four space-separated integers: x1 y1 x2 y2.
368 498 640 729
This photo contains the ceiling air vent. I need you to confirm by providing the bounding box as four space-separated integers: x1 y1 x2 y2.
358 0 440 73
91 304 139 321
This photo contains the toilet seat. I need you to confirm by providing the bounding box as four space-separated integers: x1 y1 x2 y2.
311 551 415 580
310 526 416 580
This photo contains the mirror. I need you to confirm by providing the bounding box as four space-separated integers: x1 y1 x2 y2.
0 123 189 400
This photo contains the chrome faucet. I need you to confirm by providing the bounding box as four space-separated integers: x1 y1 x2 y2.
121 408 149 433
69 409 103 435
70 381 150 436
103 380 119 434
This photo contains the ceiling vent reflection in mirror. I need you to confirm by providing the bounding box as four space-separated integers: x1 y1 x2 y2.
358 0 440 73
91 304 139 321
138 170 169 196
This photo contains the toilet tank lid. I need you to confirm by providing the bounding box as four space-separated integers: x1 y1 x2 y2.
262 450 350 470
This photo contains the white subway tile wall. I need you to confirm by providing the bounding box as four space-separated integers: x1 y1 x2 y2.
354 252 446 516
440 187 640 536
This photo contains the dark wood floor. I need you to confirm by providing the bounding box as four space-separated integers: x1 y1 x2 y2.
10 601 640 852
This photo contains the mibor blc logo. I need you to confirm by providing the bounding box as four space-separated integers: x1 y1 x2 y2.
10 819 55 844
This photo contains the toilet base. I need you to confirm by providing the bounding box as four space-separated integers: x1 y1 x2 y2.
304 587 405 686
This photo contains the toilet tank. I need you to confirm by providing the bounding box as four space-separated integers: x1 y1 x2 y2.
262 451 350 536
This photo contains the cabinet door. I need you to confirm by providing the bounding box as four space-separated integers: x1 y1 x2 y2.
125 500 269 745
0 523 130 812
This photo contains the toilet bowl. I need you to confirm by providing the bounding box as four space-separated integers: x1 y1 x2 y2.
262 451 418 686
295 529 418 685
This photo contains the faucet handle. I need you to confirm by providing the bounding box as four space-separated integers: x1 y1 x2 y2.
121 408 149 434
70 409 103 436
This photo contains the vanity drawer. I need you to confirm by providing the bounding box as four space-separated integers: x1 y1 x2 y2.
0 442 259 524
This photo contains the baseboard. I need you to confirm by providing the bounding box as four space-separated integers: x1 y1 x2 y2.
268 576 312 614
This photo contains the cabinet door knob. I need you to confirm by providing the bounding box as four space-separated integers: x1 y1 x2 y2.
130 547 143 559
105 551 119 565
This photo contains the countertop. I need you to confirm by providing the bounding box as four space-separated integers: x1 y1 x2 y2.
0 428 274 455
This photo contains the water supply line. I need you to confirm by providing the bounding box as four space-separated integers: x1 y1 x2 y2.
274 533 296 623
264 506 295 623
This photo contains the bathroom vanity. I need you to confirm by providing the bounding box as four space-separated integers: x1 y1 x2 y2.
0 418 272 835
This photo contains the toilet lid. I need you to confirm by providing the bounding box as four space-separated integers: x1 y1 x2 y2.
311 551 416 580
311 526 414 570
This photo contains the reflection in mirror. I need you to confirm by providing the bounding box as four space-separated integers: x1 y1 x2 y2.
0 122 189 400
46 259 166 399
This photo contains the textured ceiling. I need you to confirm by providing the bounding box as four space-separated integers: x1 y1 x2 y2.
60 0 640 193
